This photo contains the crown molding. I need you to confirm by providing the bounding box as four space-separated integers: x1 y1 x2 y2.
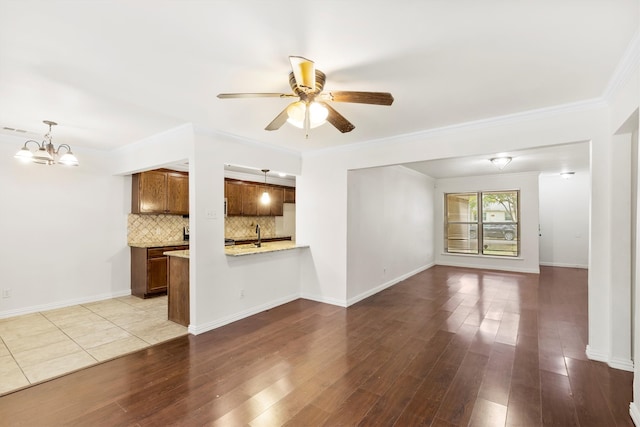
304 97 607 158
193 124 301 157
602 30 640 102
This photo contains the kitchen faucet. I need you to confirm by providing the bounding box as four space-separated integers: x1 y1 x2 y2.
255 223 261 247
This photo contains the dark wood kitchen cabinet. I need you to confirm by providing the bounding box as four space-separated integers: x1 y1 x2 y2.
131 245 188 298
132 169 189 215
241 184 259 216
284 187 296 203
167 255 189 326
257 186 283 216
225 180 243 216
225 178 292 217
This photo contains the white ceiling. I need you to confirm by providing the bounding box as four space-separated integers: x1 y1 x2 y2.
0 1 636 176
403 141 590 179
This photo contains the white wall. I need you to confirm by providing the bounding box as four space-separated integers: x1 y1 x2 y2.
434 172 540 273
538 171 590 268
346 165 434 305
297 157 349 306
187 132 304 333
0 134 130 317
275 203 296 240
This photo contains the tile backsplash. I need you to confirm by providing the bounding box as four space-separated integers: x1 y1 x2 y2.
128 214 283 244
225 216 276 239
128 214 188 244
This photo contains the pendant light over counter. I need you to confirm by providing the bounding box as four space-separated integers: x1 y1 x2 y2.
260 169 270 204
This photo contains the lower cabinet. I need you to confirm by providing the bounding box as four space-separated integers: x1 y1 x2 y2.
131 245 188 298
168 255 190 326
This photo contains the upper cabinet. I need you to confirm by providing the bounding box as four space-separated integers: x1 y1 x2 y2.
225 178 293 217
132 169 189 215
268 186 284 216
225 181 243 216
257 186 284 216
242 183 259 216
284 187 295 203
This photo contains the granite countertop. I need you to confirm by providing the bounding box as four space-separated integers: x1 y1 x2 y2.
164 249 190 258
129 240 189 248
227 235 292 244
225 240 308 257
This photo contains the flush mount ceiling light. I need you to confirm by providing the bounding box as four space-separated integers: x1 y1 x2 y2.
14 120 78 166
490 157 512 170
260 169 270 204
560 171 575 179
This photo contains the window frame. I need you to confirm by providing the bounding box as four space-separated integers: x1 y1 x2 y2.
445 190 520 257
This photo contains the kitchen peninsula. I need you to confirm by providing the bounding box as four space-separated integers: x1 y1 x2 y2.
163 240 306 328
225 240 307 256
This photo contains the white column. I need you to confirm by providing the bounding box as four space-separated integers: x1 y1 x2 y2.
609 133 633 370
631 127 640 423
587 135 613 363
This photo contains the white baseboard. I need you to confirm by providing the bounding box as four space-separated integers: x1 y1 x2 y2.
585 346 634 371
188 293 300 335
436 260 539 274
631 402 640 426
0 290 132 319
609 357 635 372
189 263 438 334
539 261 588 269
346 263 434 307
585 345 609 363
299 293 347 308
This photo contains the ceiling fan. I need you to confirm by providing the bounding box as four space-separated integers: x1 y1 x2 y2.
217 56 394 138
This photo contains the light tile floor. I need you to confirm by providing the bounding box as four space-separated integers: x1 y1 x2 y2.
0 295 187 395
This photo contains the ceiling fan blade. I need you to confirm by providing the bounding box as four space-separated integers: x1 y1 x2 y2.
289 56 316 91
319 102 355 133
265 106 291 131
326 91 394 106
217 93 295 99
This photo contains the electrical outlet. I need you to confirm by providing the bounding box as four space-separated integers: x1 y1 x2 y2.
240 289 245 298
2 289 10 298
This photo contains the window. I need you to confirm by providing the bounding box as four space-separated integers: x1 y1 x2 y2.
445 190 519 257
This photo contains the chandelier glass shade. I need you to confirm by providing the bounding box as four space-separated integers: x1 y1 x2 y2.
14 120 78 166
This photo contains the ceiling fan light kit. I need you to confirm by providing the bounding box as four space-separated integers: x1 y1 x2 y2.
218 56 394 138
286 101 328 129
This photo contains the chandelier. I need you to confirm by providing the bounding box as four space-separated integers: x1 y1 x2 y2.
14 120 79 166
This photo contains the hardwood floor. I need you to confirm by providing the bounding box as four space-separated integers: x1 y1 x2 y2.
0 266 633 426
